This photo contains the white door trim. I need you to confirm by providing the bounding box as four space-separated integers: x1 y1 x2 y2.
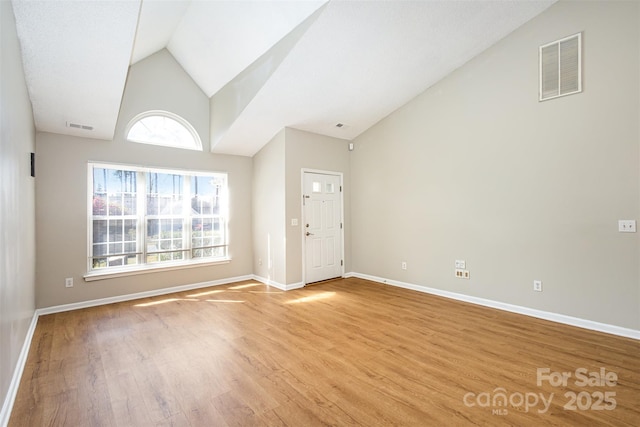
301 169 345 285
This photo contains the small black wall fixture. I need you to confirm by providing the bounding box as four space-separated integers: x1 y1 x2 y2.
30 152 35 177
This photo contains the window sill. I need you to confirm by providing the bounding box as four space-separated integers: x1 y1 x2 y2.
83 258 231 282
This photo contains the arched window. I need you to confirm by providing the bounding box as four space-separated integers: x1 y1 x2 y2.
126 111 202 151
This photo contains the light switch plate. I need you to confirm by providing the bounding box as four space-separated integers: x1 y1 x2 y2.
291 218 298 226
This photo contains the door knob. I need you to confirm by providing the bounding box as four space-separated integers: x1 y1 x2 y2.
306 232 314 236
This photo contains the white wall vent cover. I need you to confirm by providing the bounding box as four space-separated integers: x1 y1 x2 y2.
539 33 582 101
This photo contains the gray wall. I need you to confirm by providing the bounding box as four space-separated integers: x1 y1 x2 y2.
351 0 640 330
252 130 286 285
0 0 36 417
35 50 253 308
285 128 351 285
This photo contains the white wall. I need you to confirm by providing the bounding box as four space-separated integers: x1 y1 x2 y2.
252 130 286 285
35 50 253 308
0 0 36 417
351 0 640 330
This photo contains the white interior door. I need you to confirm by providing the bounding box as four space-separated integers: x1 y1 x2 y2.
303 172 343 284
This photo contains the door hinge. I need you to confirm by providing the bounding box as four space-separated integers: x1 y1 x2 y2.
340 185 342 192
341 260 343 266
340 223 343 229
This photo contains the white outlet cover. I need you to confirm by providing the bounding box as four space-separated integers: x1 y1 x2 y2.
533 280 542 292
455 260 466 268
618 220 636 233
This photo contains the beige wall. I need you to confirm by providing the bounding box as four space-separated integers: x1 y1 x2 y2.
0 0 36 417
252 128 351 287
351 0 640 330
118 49 210 149
35 50 253 308
285 128 351 285
252 130 286 285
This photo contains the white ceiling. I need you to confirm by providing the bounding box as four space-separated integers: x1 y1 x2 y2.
12 0 140 140
12 0 556 156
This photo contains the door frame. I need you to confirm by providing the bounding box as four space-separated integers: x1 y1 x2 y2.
301 168 345 285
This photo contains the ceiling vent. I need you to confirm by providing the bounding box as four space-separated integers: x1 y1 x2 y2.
539 32 582 101
66 121 94 131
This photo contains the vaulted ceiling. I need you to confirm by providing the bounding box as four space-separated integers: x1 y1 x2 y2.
12 0 556 156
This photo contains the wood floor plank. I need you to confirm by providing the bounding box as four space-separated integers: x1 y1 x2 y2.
9 278 640 426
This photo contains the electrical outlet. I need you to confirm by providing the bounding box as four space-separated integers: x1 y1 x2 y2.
618 220 636 233
455 269 470 279
65 277 73 288
533 280 542 292
401 261 407 270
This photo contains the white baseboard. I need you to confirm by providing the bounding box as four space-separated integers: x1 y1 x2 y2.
0 311 38 427
36 275 254 316
348 272 640 340
252 275 304 291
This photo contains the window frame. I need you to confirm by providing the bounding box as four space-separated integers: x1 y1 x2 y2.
85 162 229 281
125 110 203 151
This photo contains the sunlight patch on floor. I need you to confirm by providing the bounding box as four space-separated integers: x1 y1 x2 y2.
228 282 263 290
187 289 226 298
135 298 199 307
284 291 336 304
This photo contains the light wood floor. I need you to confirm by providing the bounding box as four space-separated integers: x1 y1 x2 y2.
10 278 640 426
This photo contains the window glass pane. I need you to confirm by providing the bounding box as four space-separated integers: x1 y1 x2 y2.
109 243 123 254
192 218 213 249
93 220 107 243
93 257 107 269
125 255 139 266
191 175 222 214
93 243 107 256
326 183 334 193
110 219 123 242
90 164 228 272
93 168 137 217
213 218 225 244
127 114 201 151
108 256 126 267
124 194 137 215
146 217 183 264
93 194 107 215
108 195 123 216
147 172 183 215
124 219 137 244
190 174 225 260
